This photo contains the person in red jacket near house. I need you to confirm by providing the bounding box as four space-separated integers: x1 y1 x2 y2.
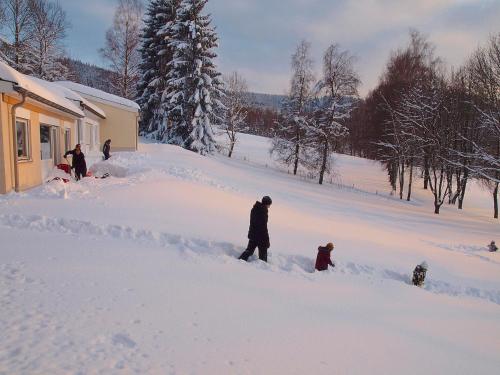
315 242 335 271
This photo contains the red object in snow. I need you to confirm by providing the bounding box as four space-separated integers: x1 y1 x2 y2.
57 164 71 175
48 177 69 183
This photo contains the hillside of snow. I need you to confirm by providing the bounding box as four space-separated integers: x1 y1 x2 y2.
1 133 500 374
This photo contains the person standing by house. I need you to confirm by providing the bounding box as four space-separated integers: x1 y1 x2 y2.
64 144 87 181
239 196 272 263
315 243 335 271
103 139 111 160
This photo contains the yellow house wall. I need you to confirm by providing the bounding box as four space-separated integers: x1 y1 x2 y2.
0 98 11 194
0 94 78 194
86 99 138 151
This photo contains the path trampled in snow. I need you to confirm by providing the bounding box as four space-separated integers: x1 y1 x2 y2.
2 213 499 306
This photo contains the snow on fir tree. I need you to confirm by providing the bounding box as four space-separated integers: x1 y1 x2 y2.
137 0 179 139
165 0 224 154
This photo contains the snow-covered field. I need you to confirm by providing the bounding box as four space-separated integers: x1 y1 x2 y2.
1 133 500 374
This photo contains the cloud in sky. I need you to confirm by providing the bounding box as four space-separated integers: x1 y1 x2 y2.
63 0 500 96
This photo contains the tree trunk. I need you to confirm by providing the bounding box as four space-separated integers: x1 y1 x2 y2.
319 139 328 185
447 170 453 204
494 182 499 219
458 169 468 210
293 142 299 175
406 161 413 201
423 156 430 190
399 160 404 200
228 141 235 158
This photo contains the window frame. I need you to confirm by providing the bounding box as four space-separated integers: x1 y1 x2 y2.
64 128 71 152
15 117 31 162
39 123 53 161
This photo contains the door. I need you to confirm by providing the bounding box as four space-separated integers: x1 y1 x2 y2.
40 124 60 180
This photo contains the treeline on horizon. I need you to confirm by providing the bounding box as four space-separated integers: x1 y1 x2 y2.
1 1 499 217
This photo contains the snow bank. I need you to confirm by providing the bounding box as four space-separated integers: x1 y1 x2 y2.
89 161 128 178
1 136 500 374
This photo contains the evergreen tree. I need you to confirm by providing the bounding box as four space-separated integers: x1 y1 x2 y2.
165 0 223 154
137 0 179 137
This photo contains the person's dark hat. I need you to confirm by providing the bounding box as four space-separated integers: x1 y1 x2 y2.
262 196 272 205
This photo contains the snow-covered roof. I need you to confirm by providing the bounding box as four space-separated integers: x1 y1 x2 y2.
0 61 84 118
34 79 107 119
56 81 140 112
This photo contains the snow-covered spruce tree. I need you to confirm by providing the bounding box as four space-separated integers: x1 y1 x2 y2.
137 0 179 137
165 0 224 154
307 44 360 185
271 40 315 175
222 71 248 157
29 0 69 81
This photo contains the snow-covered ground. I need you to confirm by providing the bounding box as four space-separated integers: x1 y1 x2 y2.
1 133 500 374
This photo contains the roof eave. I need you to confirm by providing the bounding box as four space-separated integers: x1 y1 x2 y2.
15 86 84 119
82 102 106 119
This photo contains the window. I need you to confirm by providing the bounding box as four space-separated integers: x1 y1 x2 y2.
40 124 52 160
64 129 71 152
16 118 30 160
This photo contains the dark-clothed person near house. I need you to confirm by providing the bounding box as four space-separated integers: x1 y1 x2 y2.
239 196 272 262
315 243 335 271
103 139 111 160
64 144 87 181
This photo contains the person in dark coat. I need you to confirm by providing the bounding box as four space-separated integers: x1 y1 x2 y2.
64 144 87 181
412 262 428 287
239 196 272 262
103 139 111 160
315 243 335 271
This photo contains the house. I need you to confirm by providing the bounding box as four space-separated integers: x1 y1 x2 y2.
56 81 140 152
0 61 85 193
0 62 141 194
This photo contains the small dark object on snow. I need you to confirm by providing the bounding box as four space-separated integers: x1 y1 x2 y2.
47 176 69 183
412 262 428 287
239 196 272 262
488 241 498 252
315 243 335 271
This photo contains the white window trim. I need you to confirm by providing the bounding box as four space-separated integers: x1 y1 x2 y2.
39 123 53 161
39 113 59 127
16 117 31 162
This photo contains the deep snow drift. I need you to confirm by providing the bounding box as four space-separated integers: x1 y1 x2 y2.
1 133 499 374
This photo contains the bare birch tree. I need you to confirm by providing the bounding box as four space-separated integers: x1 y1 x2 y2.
222 71 248 157
100 0 143 99
0 0 34 72
307 43 360 185
28 0 69 80
461 34 500 217
271 40 315 174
